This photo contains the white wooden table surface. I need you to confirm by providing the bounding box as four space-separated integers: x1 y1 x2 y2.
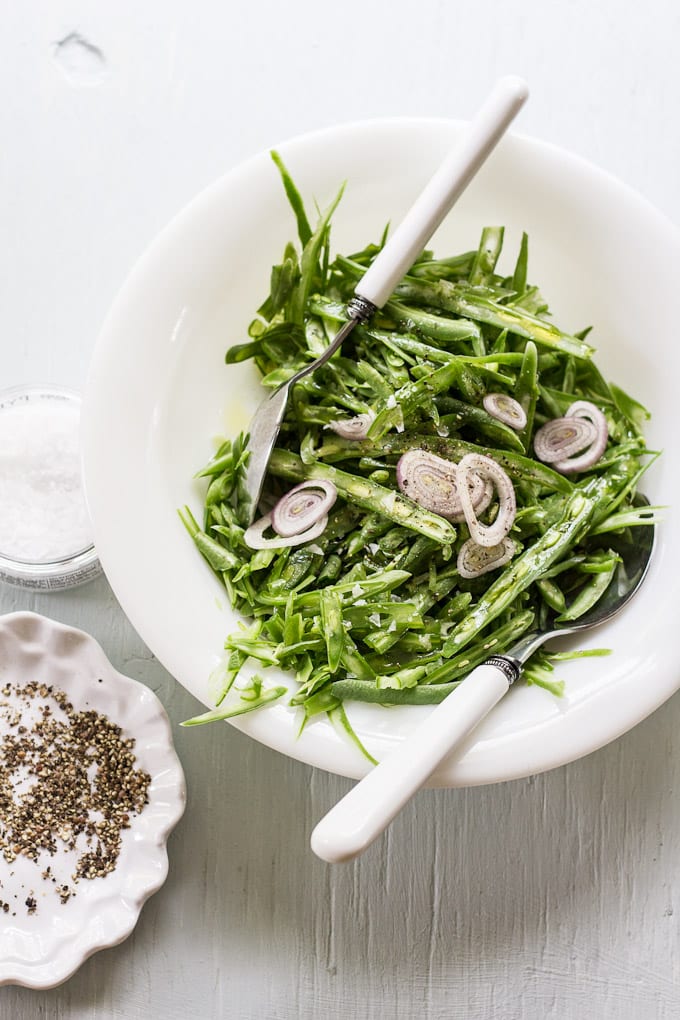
1 2 679 1017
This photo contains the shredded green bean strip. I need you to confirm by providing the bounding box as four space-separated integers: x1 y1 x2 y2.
181 152 655 748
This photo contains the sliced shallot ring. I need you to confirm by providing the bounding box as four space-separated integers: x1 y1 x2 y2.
396 450 459 518
553 400 608 474
447 477 494 524
396 450 489 521
269 479 336 538
270 480 337 537
327 412 375 441
482 392 527 430
533 415 597 464
457 537 516 579
244 512 329 550
456 453 516 548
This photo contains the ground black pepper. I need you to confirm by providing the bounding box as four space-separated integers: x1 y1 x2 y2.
0 681 152 914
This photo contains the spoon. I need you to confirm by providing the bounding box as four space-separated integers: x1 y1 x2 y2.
243 74 529 523
311 504 655 863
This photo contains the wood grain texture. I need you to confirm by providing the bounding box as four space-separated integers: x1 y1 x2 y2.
1 1 679 1016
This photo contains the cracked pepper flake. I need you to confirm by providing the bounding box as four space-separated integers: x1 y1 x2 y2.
0 681 151 914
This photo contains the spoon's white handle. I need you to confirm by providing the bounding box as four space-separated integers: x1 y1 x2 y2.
355 75 528 310
310 662 513 863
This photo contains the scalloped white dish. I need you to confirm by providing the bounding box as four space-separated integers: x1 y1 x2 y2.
82 118 680 787
0 612 186 989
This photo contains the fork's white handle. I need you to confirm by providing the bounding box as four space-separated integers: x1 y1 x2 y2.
310 662 514 863
355 75 528 310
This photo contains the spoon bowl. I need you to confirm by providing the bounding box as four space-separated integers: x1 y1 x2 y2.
507 496 655 664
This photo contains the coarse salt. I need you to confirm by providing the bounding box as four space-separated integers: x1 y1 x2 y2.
0 393 93 563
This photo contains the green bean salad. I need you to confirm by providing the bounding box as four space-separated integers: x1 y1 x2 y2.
180 153 658 748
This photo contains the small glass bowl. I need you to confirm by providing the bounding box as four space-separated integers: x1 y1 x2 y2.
0 385 101 590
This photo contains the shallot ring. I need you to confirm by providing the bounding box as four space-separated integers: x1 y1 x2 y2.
396 450 459 518
448 477 494 524
396 450 490 521
327 412 375 441
534 400 608 474
553 401 608 473
482 393 527 430
244 512 329 550
456 453 516 548
533 416 596 464
457 537 516 579
270 480 337 537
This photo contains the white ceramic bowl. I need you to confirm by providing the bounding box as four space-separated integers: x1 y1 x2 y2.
82 118 680 786
0 612 186 988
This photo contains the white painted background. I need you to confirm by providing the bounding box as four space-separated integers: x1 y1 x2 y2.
1 1 679 1016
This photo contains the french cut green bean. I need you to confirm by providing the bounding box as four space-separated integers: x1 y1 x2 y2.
180 152 655 745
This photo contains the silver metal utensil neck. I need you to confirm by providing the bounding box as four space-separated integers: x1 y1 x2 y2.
484 655 521 685
290 295 377 381
347 294 377 323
